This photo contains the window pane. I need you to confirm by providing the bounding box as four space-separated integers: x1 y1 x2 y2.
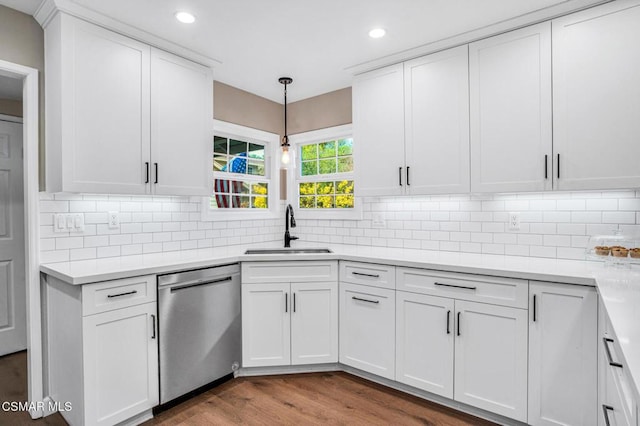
318 141 336 158
238 196 250 208
317 195 335 208
227 154 247 174
319 159 336 174
336 194 354 208
251 182 268 195
300 196 315 208
338 138 353 156
252 196 268 209
213 194 229 209
213 155 228 172
214 136 228 154
299 182 315 195
316 181 334 194
336 180 354 194
229 139 247 155
247 161 265 176
337 156 353 173
232 181 249 194
248 143 264 160
302 161 317 176
301 144 317 161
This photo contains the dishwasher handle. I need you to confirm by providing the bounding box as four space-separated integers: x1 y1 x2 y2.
168 276 234 293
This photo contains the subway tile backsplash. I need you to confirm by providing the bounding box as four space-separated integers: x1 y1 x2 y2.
39 190 640 263
296 190 640 261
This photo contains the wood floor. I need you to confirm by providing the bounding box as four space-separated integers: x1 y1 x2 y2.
0 351 67 425
146 372 497 426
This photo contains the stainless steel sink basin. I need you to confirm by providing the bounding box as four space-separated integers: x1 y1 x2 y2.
244 248 332 255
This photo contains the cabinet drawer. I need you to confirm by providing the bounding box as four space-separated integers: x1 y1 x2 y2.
396 267 528 308
241 261 338 284
339 261 395 289
82 275 156 316
602 331 636 425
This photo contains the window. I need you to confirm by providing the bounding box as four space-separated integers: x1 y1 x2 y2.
290 124 361 219
203 121 280 220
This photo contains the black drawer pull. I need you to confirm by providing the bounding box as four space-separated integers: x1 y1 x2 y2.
107 290 138 298
352 271 380 279
603 337 623 368
602 405 614 426
446 310 451 335
457 312 461 336
544 155 548 179
533 294 537 322
285 293 288 313
399 167 402 186
145 162 150 183
151 314 156 339
434 282 477 291
352 296 379 304
154 162 159 184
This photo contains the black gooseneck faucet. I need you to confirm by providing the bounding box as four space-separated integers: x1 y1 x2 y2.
284 204 298 248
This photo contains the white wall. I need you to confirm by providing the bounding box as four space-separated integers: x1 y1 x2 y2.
39 193 283 263
296 190 640 261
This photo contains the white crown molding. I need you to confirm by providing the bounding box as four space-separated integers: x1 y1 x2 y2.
345 0 611 75
34 0 222 68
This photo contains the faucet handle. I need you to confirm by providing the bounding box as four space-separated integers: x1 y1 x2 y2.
290 236 299 241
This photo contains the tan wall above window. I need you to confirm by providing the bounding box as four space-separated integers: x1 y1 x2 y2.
289 87 352 134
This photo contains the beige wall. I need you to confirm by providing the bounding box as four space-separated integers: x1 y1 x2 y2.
0 5 45 188
289 87 352 134
0 98 22 117
214 81 283 135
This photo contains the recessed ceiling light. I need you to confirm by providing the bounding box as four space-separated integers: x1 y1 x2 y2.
368 28 386 39
175 11 196 24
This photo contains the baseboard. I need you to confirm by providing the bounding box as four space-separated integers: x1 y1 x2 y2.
237 363 340 377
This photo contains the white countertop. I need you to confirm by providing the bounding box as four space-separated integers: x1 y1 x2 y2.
40 243 640 402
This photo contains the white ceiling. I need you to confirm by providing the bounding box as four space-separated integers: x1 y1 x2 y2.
0 0 602 103
0 74 23 100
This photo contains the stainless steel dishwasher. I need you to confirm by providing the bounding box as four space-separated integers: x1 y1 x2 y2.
157 263 241 404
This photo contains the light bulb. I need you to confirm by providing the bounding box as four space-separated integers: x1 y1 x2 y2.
175 11 196 24
281 148 290 165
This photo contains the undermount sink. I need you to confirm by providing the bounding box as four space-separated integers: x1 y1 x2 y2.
244 248 333 255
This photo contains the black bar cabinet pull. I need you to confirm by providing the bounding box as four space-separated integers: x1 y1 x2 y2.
352 296 379 304
406 166 410 186
352 271 380 279
544 155 548 179
533 294 537 322
602 405 614 426
399 167 403 186
151 314 156 339
557 154 560 179
285 293 288 313
145 162 150 183
457 312 461 336
293 293 296 313
434 282 477 291
446 310 451 334
107 290 138 298
154 162 159 184
603 337 624 368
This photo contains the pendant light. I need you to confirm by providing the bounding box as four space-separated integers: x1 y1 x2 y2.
279 77 293 165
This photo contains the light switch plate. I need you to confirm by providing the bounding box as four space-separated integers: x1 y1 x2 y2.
53 213 85 233
372 213 386 228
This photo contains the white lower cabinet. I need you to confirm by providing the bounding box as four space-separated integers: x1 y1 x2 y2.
241 261 339 368
339 282 395 379
528 282 598 426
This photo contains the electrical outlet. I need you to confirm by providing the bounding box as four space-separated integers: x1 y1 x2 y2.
508 212 521 231
372 213 386 228
108 211 120 229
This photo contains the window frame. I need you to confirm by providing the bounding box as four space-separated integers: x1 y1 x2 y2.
202 120 281 221
288 124 362 220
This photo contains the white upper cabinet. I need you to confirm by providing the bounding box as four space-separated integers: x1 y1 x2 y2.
552 0 640 190
44 13 213 195
469 22 552 193
151 49 213 196
404 45 470 195
353 63 405 197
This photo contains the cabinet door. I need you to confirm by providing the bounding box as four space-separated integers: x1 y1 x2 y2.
242 283 290 367
290 281 338 365
454 300 528 422
151 48 213 196
552 2 640 190
353 63 406 196
529 282 597 426
396 292 454 398
469 22 552 193
82 303 158 426
60 15 151 194
404 46 470 195
339 282 395 379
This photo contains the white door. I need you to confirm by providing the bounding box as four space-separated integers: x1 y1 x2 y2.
454 300 528 422
0 119 25 356
61 16 151 194
150 48 213 196
83 303 158 426
529 282 598 426
290 281 338 365
241 282 290 367
339 282 395 379
395 292 454 398
404 45 470 195
469 22 552 193
552 1 640 190
353 63 406 196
